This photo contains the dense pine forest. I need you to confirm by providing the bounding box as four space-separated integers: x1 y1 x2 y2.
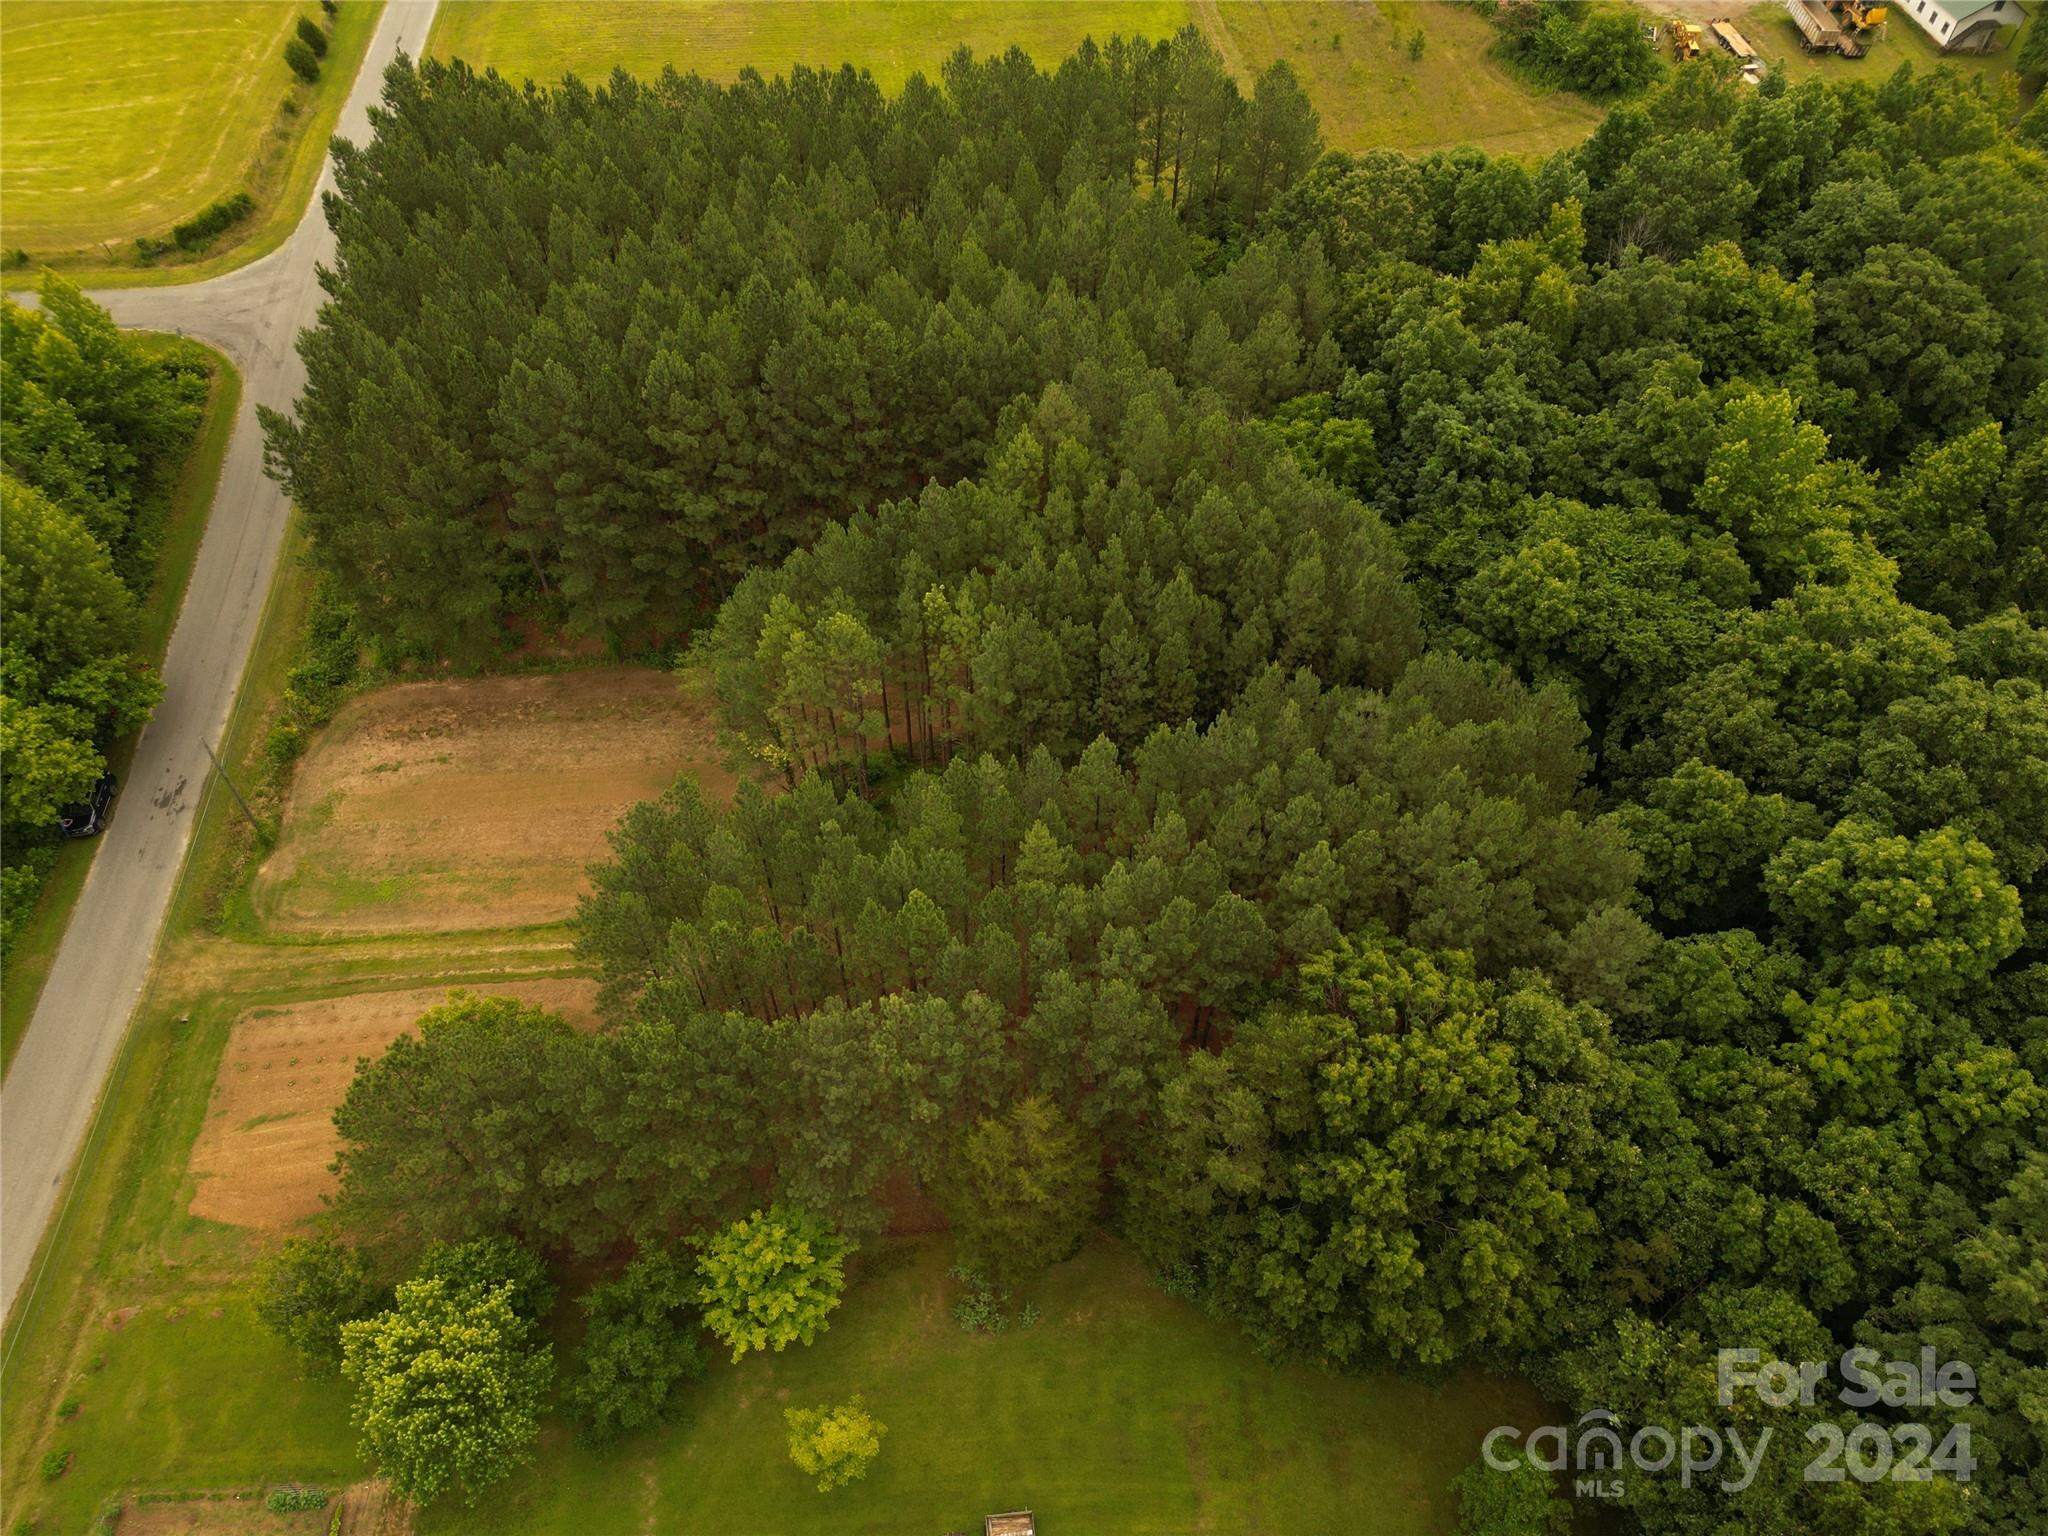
265 30 2046 1532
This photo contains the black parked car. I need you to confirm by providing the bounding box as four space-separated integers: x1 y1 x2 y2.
58 773 118 839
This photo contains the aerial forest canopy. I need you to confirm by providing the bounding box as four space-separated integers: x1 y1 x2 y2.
280 37 2048 1535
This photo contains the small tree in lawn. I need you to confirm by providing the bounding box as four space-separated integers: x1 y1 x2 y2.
254 1235 385 1368
283 37 320 81
340 1276 550 1505
785 1396 886 1491
933 1095 1098 1291
694 1205 850 1362
1452 1448 1572 1535
295 15 328 56
566 1250 706 1443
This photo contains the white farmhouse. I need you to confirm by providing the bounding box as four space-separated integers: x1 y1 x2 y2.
1894 0 2026 52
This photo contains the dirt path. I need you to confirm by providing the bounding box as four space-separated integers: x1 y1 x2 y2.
1194 0 1250 79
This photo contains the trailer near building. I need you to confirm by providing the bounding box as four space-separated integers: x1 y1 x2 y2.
1790 0 1851 48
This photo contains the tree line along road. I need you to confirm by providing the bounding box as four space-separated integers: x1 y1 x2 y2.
1 0 442 1323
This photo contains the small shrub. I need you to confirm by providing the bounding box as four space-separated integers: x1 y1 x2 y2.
296 15 328 57
1330 31 1342 50
947 1265 1013 1333
265 577 366 767
13 1514 37 1535
265 1486 331 1514
1453 1448 1573 1535
1153 1257 1207 1304
284 37 320 82
321 0 338 12
1408 31 1426 61
39 1449 70 1482
784 1396 885 1492
171 191 254 251
1019 1301 1041 1329
56 1396 80 1420
3 247 28 268
134 235 173 263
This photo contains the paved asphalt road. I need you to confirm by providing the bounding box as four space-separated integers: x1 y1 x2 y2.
2 0 441 1322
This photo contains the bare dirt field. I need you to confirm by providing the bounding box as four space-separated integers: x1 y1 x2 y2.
118 1495 329 1536
187 977 599 1229
252 667 733 935
120 1482 407 1536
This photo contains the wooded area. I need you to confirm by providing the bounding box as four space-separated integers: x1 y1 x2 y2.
1 279 206 946
266 33 2046 1531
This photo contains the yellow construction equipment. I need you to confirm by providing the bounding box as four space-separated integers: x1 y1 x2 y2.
1833 0 1889 29
1670 17 1705 59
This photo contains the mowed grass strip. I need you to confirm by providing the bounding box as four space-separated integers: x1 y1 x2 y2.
0 2 300 252
430 0 1194 93
428 0 1606 156
1212 0 1605 156
420 1238 1546 1536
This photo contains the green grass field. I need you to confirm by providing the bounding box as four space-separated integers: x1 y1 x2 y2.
429 0 1192 94
426 0 1607 156
1211 0 1604 156
425 1239 1546 1534
0 1 380 278
0 338 240 1076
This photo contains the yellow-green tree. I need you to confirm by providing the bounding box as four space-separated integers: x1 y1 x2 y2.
784 1395 886 1492
693 1205 851 1362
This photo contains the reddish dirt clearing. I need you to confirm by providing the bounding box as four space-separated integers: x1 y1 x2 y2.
118 1482 405 1535
187 978 599 1230
253 668 733 935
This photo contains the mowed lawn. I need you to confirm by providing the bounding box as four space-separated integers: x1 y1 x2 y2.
429 0 1193 93
428 0 1607 156
1212 0 1604 156
0 2 301 252
422 1239 1548 1535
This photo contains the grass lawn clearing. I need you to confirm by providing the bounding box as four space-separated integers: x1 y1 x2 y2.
1210 0 1605 156
1 1 381 283
427 0 1605 156
429 0 1193 93
251 668 736 936
421 1237 1547 1534
1 337 240 1076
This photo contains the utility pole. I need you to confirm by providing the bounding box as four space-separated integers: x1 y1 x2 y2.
200 738 262 835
